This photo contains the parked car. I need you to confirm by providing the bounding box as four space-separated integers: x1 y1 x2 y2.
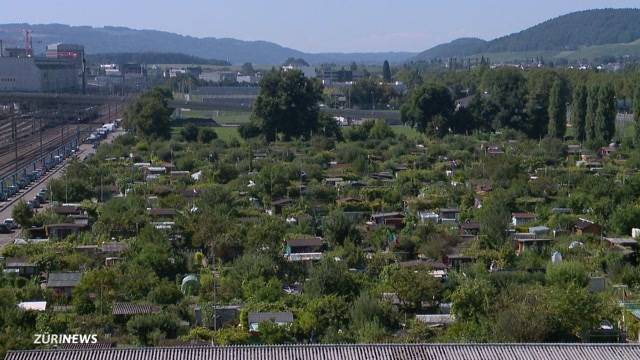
7 186 18 197
3 218 17 230
0 224 11 234
30 197 41 208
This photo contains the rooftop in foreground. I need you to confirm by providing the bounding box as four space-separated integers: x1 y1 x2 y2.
5 343 640 360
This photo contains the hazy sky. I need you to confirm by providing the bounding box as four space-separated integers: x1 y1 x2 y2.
2 0 639 52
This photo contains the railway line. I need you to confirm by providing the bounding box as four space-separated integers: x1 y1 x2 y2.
0 105 121 182
0 124 88 178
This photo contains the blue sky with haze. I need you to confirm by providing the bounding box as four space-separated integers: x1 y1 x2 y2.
2 0 638 52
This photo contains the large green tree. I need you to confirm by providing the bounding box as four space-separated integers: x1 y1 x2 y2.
388 267 442 310
477 190 512 249
400 83 454 136
526 70 558 138
11 200 33 228
124 87 173 139
482 68 528 132
350 78 397 110
250 70 323 141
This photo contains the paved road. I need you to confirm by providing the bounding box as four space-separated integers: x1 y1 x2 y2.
0 130 124 248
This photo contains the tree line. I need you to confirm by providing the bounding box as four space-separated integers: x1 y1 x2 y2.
571 83 616 147
400 67 620 147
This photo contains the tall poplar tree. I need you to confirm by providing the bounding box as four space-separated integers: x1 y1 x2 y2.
547 79 566 139
633 85 640 146
595 84 616 145
382 60 392 83
571 85 588 142
585 84 599 143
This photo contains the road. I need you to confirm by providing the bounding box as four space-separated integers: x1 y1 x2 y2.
0 129 125 249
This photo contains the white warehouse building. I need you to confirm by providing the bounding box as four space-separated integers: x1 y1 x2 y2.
0 57 80 92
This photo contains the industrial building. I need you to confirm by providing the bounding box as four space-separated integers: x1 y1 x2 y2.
45 43 84 64
0 43 84 92
0 56 80 92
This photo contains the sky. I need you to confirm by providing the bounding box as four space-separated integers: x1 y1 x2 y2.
1 0 639 53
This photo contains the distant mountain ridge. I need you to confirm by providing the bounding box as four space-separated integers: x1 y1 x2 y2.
415 8 640 61
0 23 415 65
86 53 231 66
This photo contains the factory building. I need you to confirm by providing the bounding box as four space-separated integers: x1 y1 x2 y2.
0 43 84 92
46 43 84 65
0 57 80 92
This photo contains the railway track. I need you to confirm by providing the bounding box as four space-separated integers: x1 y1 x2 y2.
0 121 103 179
0 126 79 178
0 105 120 180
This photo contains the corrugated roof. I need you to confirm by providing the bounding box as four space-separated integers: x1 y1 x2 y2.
248 312 294 324
46 272 82 288
5 344 640 360
575 218 597 229
101 242 128 253
5 257 36 268
112 302 161 316
52 206 82 215
415 314 455 325
148 208 177 217
370 212 404 219
512 212 536 218
286 237 323 248
46 223 87 230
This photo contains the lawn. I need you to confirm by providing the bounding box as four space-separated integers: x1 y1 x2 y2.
391 126 423 140
171 126 242 142
214 127 242 141
175 109 251 125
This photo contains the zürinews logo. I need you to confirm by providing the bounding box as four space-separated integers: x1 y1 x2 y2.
34 334 98 345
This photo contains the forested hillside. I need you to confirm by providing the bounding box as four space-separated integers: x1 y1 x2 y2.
487 9 640 52
416 9 640 60
86 53 230 66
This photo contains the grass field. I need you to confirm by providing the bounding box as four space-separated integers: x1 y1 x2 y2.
172 126 418 143
176 109 251 125
215 127 242 141
391 126 423 140
171 126 241 142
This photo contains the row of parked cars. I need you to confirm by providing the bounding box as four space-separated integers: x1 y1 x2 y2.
0 188 48 234
87 122 118 146
0 148 72 202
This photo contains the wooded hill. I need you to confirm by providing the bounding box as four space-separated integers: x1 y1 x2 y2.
415 9 640 62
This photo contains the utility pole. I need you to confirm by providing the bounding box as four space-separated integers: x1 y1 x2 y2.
13 117 18 177
213 261 217 331
82 51 86 95
39 118 43 167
